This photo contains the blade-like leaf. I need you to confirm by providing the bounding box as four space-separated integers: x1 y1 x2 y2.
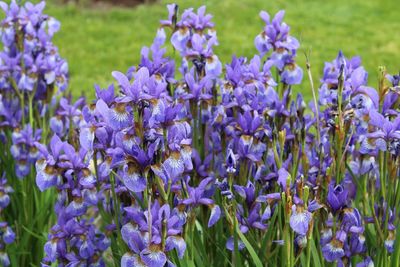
235 225 263 267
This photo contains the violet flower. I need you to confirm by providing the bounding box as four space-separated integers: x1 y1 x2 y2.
327 183 348 212
290 204 312 235
366 109 400 152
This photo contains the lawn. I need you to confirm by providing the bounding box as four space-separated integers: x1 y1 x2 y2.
33 0 400 99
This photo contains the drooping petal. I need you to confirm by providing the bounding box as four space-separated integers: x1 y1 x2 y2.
281 64 303 85
109 103 133 130
79 168 96 187
122 164 147 193
121 252 146 267
140 245 167 267
0 252 10 267
35 160 58 191
44 240 58 262
208 205 221 227
166 236 186 259
65 198 87 217
163 151 184 180
2 226 15 244
79 240 95 259
79 126 95 151
205 55 222 77
322 239 345 262
171 27 190 53
289 206 312 235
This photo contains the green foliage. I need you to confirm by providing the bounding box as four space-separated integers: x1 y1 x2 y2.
23 0 400 100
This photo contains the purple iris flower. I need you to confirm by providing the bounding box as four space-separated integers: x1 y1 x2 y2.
366 109 400 152
183 72 213 101
0 174 13 209
365 202 397 236
0 223 15 244
322 238 345 262
340 208 363 234
0 0 68 100
112 67 149 104
242 202 268 230
234 181 256 206
159 3 177 27
96 99 133 131
226 148 237 174
385 230 395 253
327 183 348 212
121 203 186 266
121 252 146 267
182 177 221 227
255 10 299 56
290 205 312 235
170 6 215 56
10 125 42 178
34 134 66 191
121 163 147 193
0 251 10 266
226 236 245 251
165 5 221 78
281 63 303 85
43 215 109 266
351 86 378 117
151 151 185 183
347 233 366 256
237 135 266 162
356 257 374 267
140 28 175 82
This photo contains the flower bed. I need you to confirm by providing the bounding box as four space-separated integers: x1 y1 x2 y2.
0 1 399 266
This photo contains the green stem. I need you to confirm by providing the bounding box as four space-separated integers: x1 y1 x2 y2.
305 53 321 147
110 172 123 265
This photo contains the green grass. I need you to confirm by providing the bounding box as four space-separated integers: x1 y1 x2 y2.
24 0 400 99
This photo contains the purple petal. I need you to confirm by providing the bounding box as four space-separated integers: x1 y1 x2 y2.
79 127 95 151
121 253 146 267
122 165 147 193
166 236 186 259
322 240 345 262
208 205 221 227
289 206 312 235
35 160 57 191
226 236 245 251
112 71 131 91
140 245 167 267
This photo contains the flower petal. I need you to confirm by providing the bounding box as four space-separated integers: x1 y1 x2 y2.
208 205 221 227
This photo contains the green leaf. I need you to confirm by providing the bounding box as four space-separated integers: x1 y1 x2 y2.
260 205 279 261
311 238 323 267
391 228 400 267
233 222 243 267
235 225 263 267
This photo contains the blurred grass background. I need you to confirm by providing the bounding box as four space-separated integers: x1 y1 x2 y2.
13 0 400 99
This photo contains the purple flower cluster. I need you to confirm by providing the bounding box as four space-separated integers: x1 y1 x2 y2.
33 98 109 266
162 4 221 77
10 124 41 178
0 0 68 95
82 23 223 264
254 10 302 85
38 5 400 266
315 50 400 264
0 0 69 179
1 2 399 266
0 2 71 265
0 173 15 266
